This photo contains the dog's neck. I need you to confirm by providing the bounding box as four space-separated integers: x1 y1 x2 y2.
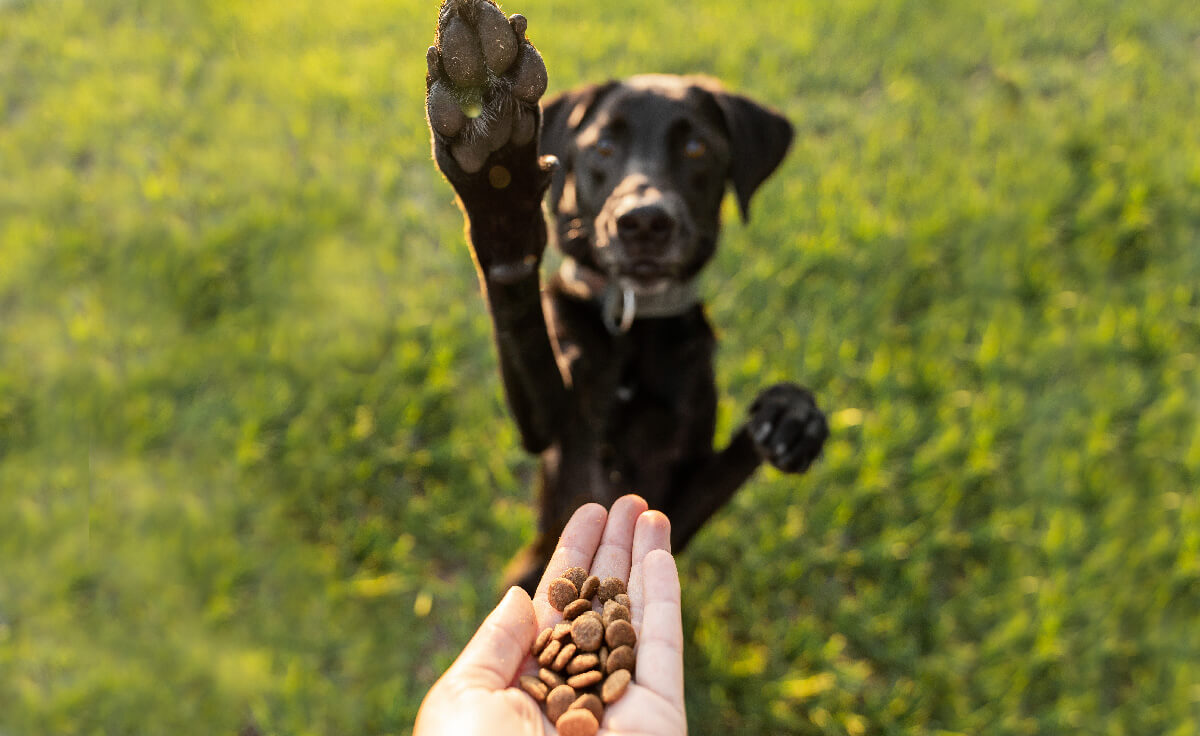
557 257 700 335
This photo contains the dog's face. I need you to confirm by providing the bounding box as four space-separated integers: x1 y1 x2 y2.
542 75 794 294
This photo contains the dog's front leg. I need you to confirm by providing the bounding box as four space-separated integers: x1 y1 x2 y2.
668 383 829 549
425 0 566 451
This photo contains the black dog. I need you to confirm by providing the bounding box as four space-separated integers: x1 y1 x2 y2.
425 0 828 591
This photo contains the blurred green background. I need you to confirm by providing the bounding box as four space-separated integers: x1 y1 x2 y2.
2 0 1199 733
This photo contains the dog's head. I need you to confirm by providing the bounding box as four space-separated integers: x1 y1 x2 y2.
541 74 793 295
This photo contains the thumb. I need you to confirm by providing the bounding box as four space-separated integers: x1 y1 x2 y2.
447 586 537 690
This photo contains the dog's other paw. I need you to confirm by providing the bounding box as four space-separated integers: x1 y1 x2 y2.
747 383 828 473
426 0 547 175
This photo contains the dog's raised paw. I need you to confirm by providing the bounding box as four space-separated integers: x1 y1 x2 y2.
747 383 828 473
426 0 547 174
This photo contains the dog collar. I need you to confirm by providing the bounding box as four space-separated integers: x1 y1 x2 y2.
557 258 700 335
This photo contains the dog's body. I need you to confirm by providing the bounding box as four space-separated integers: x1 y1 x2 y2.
425 1 828 591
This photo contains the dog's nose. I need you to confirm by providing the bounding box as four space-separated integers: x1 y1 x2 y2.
615 205 675 247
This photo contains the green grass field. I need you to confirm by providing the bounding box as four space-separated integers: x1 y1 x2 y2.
3 0 1199 733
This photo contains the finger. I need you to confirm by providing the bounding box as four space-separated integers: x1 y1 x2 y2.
533 502 607 625
632 549 685 708
447 586 538 691
586 494 648 602
627 509 671 631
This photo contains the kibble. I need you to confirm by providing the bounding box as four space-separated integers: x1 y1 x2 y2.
570 693 605 722
546 684 576 723
561 566 588 590
519 674 548 702
579 575 600 601
605 644 635 674
562 598 592 620
597 576 626 604
601 668 631 704
548 577 579 611
556 707 599 736
570 614 604 652
566 669 603 689
605 619 636 650
523 566 639 731
552 642 578 671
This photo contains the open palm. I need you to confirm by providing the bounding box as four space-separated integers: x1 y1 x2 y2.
414 495 687 736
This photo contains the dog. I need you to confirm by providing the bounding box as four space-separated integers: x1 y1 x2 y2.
424 0 829 592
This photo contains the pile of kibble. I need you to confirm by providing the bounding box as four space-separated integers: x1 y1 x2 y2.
519 566 637 736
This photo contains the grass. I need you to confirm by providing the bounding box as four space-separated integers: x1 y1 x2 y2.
2 0 1199 733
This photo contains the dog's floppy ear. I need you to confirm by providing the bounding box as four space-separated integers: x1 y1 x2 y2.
540 81 617 214
712 92 794 222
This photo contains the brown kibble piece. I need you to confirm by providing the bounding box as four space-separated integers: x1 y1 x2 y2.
533 626 553 655
606 644 635 674
605 619 637 649
556 707 600 736
546 683 577 723
598 646 608 670
537 638 562 667
579 575 600 601
602 600 631 628
569 693 605 723
602 668 631 704
553 642 578 671
566 652 599 675
563 598 592 621
598 576 626 604
571 614 604 652
519 675 548 702
549 577 579 611
552 622 573 641
538 667 565 688
562 566 588 590
566 669 603 689
614 593 631 609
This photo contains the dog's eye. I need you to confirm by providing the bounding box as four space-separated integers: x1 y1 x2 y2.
595 138 617 158
684 139 707 159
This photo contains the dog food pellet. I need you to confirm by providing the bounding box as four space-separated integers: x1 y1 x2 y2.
548 577 579 611
605 619 636 649
566 669 603 689
565 652 599 675
537 638 562 667
533 626 553 655
561 566 588 591
598 577 626 603
556 707 599 736
525 565 638 731
475 0 518 74
539 667 565 688
601 668 631 704
563 598 592 620
601 600 630 628
439 16 487 87
552 642 578 671
546 684 577 723
570 692 605 722
578 575 600 601
570 614 604 652
605 644 635 674
519 674 548 702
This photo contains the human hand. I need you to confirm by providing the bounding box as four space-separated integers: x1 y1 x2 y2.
413 494 686 736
